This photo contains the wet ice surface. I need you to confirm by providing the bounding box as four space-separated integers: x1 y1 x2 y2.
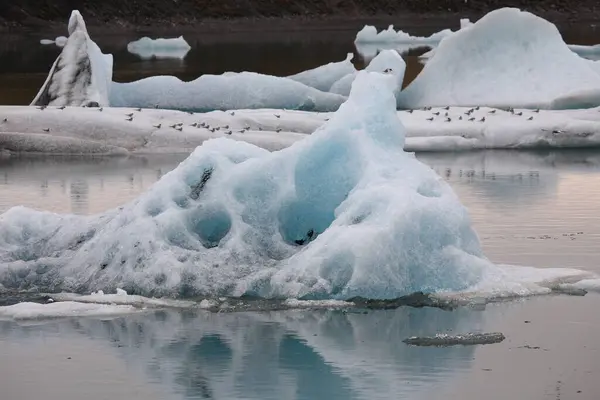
1 150 600 399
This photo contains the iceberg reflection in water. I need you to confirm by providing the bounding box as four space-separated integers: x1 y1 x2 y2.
0 306 483 400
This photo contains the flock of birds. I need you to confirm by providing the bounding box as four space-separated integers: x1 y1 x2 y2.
0 104 572 137
406 105 541 123
12 105 287 135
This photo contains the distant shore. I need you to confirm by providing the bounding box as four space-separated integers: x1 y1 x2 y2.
1 1 599 35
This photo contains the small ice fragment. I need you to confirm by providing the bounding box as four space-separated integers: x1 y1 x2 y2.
403 332 506 346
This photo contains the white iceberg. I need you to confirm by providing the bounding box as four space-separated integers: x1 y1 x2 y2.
0 72 492 299
287 53 357 92
355 24 454 44
398 8 600 110
127 36 191 60
110 73 346 112
31 11 113 108
330 49 406 97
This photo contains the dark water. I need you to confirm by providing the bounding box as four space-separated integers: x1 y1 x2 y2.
0 22 598 106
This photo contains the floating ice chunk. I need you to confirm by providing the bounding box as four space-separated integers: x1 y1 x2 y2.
0 72 491 299
460 18 473 29
569 44 600 61
55 36 68 47
51 290 197 308
558 279 600 293
0 301 138 320
330 50 406 97
110 73 346 112
31 11 113 108
287 53 356 92
355 24 454 44
283 299 354 309
403 332 505 346
398 8 600 110
127 36 191 60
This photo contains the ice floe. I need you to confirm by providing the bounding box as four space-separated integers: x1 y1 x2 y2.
3 104 600 154
110 72 346 112
32 11 113 108
127 36 191 60
568 44 600 61
0 301 138 320
398 8 600 110
287 53 357 92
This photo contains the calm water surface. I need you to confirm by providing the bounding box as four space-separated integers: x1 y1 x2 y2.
2 27 600 400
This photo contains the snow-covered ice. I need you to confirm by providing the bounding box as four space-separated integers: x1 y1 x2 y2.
32 11 113 108
398 8 600 110
127 36 191 60
0 301 138 320
287 53 356 92
110 73 346 112
3 104 600 155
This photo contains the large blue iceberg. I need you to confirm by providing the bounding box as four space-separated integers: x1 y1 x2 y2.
0 72 490 299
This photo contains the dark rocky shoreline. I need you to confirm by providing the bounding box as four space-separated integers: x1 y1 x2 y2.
1 1 600 34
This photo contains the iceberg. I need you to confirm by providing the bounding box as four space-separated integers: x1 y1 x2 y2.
355 24 454 44
0 72 492 299
127 36 191 60
398 8 600 110
287 53 357 92
110 73 346 112
330 49 406 97
31 11 113 108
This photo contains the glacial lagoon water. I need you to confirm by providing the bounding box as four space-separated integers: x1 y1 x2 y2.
2 27 600 399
